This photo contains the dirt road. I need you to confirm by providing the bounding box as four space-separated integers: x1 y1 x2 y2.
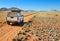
0 14 36 41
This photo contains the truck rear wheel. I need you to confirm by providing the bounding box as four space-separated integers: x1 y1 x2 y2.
7 21 10 25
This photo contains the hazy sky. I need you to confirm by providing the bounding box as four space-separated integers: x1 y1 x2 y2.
0 0 60 11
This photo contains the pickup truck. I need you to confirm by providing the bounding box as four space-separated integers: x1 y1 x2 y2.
6 12 24 25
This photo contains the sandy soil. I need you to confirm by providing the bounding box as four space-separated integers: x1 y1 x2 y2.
0 12 36 41
0 11 60 41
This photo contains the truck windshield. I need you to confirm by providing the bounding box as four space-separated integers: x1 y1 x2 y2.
17 13 23 17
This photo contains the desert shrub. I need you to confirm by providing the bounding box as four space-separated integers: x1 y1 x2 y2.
13 36 18 41
56 14 58 16
0 22 2 24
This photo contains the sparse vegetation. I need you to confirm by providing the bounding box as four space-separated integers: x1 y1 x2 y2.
15 12 60 41
29 13 60 41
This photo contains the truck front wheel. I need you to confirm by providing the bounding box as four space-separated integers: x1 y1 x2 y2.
18 21 24 26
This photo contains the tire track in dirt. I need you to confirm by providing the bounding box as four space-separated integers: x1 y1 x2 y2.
0 26 21 41
24 14 36 22
0 13 36 41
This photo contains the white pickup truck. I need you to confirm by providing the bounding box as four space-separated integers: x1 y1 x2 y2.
6 12 24 25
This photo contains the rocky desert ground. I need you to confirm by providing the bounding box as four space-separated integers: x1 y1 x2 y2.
0 11 60 41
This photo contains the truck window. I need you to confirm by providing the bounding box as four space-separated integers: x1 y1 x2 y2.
17 13 23 17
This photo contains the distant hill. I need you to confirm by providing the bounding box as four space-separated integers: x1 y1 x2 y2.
25 10 36 12
0 7 24 12
0 8 8 11
51 9 59 12
39 10 47 12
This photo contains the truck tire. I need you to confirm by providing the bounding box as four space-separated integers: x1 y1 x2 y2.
21 21 24 26
21 20 23 24
7 21 10 25
18 20 24 26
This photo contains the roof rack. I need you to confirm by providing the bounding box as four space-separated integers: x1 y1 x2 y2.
11 9 21 12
